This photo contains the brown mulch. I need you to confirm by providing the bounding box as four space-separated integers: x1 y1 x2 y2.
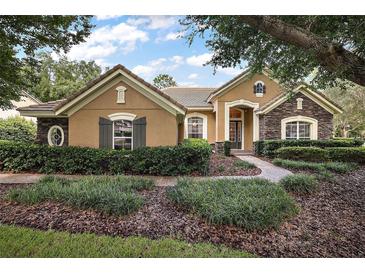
208 154 261 176
0 167 364 258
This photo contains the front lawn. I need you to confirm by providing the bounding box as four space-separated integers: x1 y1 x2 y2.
0 225 253 258
167 178 299 231
7 175 154 215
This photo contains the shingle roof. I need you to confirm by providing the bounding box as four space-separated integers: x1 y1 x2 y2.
162 87 215 107
18 99 66 112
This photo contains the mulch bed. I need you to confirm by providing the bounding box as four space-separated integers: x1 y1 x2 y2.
208 154 261 176
0 167 364 257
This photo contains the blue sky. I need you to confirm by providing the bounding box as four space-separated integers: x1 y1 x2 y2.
56 16 244 87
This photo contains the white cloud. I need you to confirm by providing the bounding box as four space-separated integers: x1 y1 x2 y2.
186 53 213 67
132 56 183 79
127 16 176 30
95 15 121 21
156 31 185 42
188 73 198 80
216 67 242 76
170 55 184 64
64 22 149 65
178 81 199 87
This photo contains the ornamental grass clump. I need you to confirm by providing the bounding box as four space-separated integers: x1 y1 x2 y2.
279 174 319 194
167 178 299 231
7 175 154 216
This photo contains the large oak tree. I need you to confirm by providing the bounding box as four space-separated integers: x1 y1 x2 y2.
181 16 365 88
0 16 93 109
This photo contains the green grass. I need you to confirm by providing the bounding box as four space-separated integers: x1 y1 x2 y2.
0 225 253 258
7 175 154 216
280 174 319 194
233 160 256 169
167 178 299 231
272 158 358 174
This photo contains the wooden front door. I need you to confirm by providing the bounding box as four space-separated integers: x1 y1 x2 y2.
229 121 242 149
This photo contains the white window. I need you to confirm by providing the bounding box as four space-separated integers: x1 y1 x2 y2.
184 113 208 139
113 120 132 150
254 81 265 97
116 86 127 104
285 121 311 140
281 116 318 140
47 125 64 146
297 98 303 110
187 117 203 138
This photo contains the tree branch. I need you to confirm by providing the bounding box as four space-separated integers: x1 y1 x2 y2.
239 16 365 86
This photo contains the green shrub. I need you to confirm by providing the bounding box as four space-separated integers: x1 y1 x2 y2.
326 147 365 164
253 139 364 157
233 160 256 169
7 175 154 215
280 174 319 194
0 140 212 176
0 116 36 143
224 141 231 156
167 178 299 231
275 146 365 164
276 147 328 162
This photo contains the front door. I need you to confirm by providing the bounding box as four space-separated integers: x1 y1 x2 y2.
229 121 242 149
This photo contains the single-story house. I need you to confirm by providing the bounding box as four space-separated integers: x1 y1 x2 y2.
18 64 343 152
1 91 41 122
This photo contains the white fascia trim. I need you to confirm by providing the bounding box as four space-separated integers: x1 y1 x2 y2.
108 112 136 121
224 99 260 142
56 69 185 116
281 115 318 140
18 110 60 118
184 112 208 139
186 106 214 111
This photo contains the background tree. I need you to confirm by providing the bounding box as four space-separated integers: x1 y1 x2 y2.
181 16 365 88
0 15 93 109
26 52 102 102
153 74 177 89
324 83 365 138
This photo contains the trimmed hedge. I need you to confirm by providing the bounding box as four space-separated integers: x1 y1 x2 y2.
0 140 212 176
276 146 365 163
0 116 36 143
254 139 364 157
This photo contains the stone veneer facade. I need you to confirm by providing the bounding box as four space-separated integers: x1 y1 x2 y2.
36 118 69 146
259 92 333 140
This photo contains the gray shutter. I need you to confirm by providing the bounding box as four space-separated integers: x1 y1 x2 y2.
133 117 146 149
99 117 113 149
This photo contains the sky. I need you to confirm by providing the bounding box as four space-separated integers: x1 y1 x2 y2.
54 15 245 88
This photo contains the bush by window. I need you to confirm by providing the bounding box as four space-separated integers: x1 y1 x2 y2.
0 116 36 143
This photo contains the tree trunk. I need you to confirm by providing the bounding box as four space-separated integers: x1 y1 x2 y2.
239 16 365 87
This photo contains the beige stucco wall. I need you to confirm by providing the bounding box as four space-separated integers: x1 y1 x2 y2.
68 80 178 148
214 73 283 144
243 108 253 151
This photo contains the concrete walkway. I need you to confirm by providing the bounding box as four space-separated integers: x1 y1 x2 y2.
237 155 292 182
0 156 292 186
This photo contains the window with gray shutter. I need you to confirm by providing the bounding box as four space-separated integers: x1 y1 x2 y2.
99 117 113 149
133 117 146 149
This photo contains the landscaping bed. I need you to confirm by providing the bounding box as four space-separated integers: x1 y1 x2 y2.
1 167 364 257
208 154 261 176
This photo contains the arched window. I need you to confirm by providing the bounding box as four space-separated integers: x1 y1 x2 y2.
47 125 64 146
254 81 265 97
281 116 318 140
184 113 208 139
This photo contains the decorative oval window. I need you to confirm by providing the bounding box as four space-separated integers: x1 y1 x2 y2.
47 125 64 146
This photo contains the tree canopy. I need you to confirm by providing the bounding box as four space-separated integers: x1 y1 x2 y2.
0 15 93 109
153 74 177 89
26 52 102 102
325 83 365 138
181 16 365 88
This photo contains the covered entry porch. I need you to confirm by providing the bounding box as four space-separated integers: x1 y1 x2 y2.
224 99 259 152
